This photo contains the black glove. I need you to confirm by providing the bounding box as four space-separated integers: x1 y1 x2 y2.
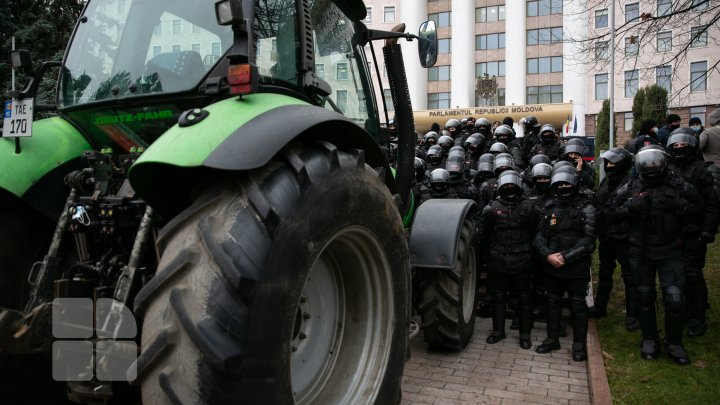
624 193 649 215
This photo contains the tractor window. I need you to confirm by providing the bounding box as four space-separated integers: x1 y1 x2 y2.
60 0 233 108
254 0 301 86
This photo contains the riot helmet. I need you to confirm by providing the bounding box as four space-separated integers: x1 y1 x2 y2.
635 147 669 185
565 142 585 163
415 157 426 182
539 124 556 143
489 142 509 155
464 133 485 153
521 116 539 133
423 131 438 146
474 118 492 136
476 154 495 176
667 127 699 160
600 147 633 175
446 153 466 183
444 119 462 137
529 154 551 168
531 163 554 192
464 117 476 131
551 170 579 199
430 168 451 194
449 145 465 155
553 160 574 171
494 125 514 144
426 145 443 165
437 135 454 151
498 171 524 201
493 154 515 176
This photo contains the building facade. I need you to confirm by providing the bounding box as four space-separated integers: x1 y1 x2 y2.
583 0 720 146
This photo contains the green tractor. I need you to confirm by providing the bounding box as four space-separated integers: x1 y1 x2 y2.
0 0 479 403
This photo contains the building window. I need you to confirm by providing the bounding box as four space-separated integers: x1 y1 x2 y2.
625 36 639 56
691 26 708 47
476 33 506 50
191 43 200 53
173 19 182 35
384 89 394 111
384 6 395 23
438 38 451 54
477 88 506 106
526 85 563 104
153 46 162 57
316 63 325 79
595 73 608 100
172 44 181 53
336 90 348 112
428 65 451 81
527 56 563 74
476 61 506 77
153 21 162 36
595 41 609 60
624 70 639 97
527 0 563 17
692 0 710 11
527 27 563 45
625 3 640 23
428 12 451 28
358 90 367 113
365 7 372 22
336 62 349 80
211 42 221 56
657 0 672 16
690 106 707 124
192 24 201 34
690 61 707 92
657 31 672 52
656 65 672 93
476 5 506 22
595 9 608 28
624 112 634 132
428 92 451 109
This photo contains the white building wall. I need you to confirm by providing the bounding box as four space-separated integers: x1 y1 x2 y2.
398 0 427 111
563 0 587 135
450 1 474 108
504 0 526 106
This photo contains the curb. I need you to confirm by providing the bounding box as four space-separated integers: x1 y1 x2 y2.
587 318 613 405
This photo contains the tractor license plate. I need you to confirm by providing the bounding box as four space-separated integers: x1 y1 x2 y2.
3 98 33 138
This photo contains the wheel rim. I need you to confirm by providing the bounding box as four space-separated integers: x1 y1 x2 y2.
291 227 395 404
461 243 477 324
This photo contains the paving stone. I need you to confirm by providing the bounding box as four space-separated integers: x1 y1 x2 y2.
419 386 461 399
548 375 589 387
530 366 570 377
402 391 436 405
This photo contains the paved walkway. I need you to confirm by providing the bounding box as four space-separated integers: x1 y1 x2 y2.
402 316 592 405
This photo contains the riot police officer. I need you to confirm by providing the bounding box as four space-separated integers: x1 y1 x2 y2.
613 146 704 364
491 125 525 169
418 131 438 158
533 170 597 361
425 145 445 175
474 118 493 139
446 149 469 198
422 168 451 203
667 128 719 337
521 115 542 163
522 154 552 192
479 154 516 207
477 171 539 349
589 148 638 331
565 139 595 190
464 133 486 169
445 119 464 146
531 124 566 162
526 162 554 209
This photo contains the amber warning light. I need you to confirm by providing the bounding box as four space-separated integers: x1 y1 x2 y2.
228 63 258 95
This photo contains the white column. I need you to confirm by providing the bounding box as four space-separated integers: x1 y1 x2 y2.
505 0 527 105
451 1 474 108
400 0 427 109
562 0 588 135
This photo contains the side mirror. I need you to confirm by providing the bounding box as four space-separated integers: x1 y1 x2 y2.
215 0 243 26
10 50 33 72
418 20 437 68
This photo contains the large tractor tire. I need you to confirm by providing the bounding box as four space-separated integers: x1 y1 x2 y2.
135 141 410 404
418 219 478 350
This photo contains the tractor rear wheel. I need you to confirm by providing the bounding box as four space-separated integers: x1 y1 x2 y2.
418 219 478 350
136 141 409 404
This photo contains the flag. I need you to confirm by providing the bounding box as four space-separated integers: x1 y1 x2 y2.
565 115 570 134
573 116 578 134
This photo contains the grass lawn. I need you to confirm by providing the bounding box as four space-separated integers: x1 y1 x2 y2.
592 238 720 404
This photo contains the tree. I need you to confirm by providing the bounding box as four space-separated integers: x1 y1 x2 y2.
631 87 646 136
567 0 719 104
595 99 617 156
0 0 84 105
640 84 669 128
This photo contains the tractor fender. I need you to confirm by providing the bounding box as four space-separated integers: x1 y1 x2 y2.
129 93 393 213
409 199 477 269
0 116 91 219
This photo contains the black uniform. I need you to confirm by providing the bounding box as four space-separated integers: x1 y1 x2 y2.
534 177 597 361
592 160 637 328
477 186 540 348
613 162 704 364
522 129 540 164
668 137 719 337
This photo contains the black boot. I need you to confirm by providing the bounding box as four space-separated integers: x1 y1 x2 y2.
590 266 613 318
640 339 661 360
572 342 587 362
537 294 561 354
570 297 589 362
487 293 507 344
536 338 560 353
518 292 533 349
664 342 691 366
686 273 708 337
